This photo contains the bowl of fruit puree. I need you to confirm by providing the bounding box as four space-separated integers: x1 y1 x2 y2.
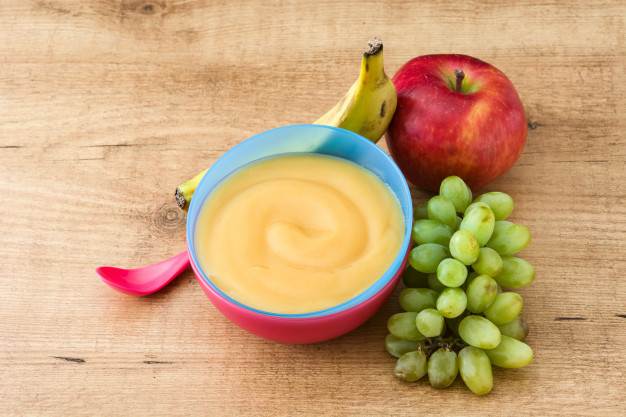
187 124 412 343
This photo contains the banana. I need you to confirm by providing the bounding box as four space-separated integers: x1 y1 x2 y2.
174 37 397 211
312 38 397 142
175 168 207 210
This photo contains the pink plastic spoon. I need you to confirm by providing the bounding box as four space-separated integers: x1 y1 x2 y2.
96 251 190 296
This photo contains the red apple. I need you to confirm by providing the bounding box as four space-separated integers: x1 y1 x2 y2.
386 54 527 192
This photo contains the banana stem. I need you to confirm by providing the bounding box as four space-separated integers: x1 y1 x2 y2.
365 37 383 56
175 168 208 211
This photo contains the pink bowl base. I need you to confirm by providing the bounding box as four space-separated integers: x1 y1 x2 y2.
192 249 410 344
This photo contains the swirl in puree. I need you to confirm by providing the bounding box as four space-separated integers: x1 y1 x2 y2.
195 153 405 314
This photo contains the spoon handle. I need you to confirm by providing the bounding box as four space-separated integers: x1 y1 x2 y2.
157 250 191 282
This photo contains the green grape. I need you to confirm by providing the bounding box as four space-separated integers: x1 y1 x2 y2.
486 221 531 256
484 292 523 325
436 287 467 318
494 256 535 288
471 247 503 277
473 192 514 221
459 205 495 247
497 316 529 341
394 350 428 381
458 315 501 349
427 348 459 389
385 333 426 358
409 243 450 273
440 175 472 213
399 288 439 312
412 219 453 246
461 271 480 291
465 274 498 314
428 273 448 293
427 195 457 230
402 266 430 288
387 312 425 341
463 201 490 217
455 215 462 231
436 258 468 287
458 346 493 396
413 201 429 220
449 230 480 265
416 308 445 337
484 335 533 368
445 311 468 336
497 283 503 294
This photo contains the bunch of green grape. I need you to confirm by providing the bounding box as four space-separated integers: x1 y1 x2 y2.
385 176 534 395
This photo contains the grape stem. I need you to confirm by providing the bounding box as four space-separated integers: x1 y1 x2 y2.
423 332 467 358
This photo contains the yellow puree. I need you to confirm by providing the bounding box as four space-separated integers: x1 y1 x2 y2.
195 153 405 314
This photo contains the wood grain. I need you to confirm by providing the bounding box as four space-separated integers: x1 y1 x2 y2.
1 0 624 415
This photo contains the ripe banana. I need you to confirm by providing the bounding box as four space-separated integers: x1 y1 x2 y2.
175 38 397 210
313 38 397 141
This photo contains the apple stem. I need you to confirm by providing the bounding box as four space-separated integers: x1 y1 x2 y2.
454 69 465 93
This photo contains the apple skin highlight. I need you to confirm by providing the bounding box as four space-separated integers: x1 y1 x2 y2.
386 54 527 192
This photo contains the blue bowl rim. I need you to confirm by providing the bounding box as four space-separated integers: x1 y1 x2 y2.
186 124 412 318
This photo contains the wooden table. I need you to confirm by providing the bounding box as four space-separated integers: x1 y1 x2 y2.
1 1 624 415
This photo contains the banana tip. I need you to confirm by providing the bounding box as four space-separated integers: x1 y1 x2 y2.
175 188 188 211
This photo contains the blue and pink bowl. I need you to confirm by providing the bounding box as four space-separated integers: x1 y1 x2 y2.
186 124 413 343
